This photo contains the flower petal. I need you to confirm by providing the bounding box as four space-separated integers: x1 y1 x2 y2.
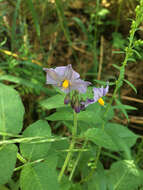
64 64 80 80
43 68 61 84
93 83 109 101
54 66 68 77
71 79 91 93
103 83 109 96
81 98 94 108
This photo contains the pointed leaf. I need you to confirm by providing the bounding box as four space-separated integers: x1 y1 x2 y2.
40 94 66 109
124 79 137 94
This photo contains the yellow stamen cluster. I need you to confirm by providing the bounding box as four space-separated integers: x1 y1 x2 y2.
98 98 104 106
62 79 69 89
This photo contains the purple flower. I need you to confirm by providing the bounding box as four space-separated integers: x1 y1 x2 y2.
43 64 91 94
81 83 109 108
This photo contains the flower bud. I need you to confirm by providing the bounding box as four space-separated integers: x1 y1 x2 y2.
74 97 80 113
64 93 70 104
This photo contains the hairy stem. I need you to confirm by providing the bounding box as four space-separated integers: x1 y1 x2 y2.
58 111 77 182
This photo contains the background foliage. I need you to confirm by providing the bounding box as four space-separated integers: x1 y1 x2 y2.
0 0 143 189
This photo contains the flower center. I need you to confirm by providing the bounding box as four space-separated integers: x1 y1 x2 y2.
98 98 104 106
62 79 69 89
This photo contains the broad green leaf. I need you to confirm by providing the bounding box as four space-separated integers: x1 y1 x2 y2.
40 94 66 109
0 83 24 135
87 162 107 190
85 128 117 150
46 103 114 124
85 123 138 151
46 110 73 121
124 79 137 94
20 155 59 190
59 176 72 190
0 185 9 190
47 137 69 168
0 144 17 185
69 184 82 190
20 120 51 161
46 109 103 124
107 160 142 190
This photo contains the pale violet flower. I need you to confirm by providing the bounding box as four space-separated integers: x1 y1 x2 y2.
43 64 91 94
81 83 109 108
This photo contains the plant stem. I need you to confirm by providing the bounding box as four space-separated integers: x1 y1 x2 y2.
69 140 88 181
58 111 77 182
87 1 143 179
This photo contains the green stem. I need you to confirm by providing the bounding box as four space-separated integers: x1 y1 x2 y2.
69 140 88 181
17 153 27 164
58 111 77 182
86 2 143 179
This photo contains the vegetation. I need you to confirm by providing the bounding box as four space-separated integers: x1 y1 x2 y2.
0 0 143 189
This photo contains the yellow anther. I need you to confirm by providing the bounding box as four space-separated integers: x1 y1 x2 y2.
62 80 69 88
98 98 104 106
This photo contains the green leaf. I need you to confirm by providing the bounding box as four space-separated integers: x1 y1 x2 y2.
124 79 137 94
0 83 24 135
0 185 9 190
127 57 136 62
115 99 129 121
122 105 137 110
85 123 138 152
72 17 88 36
20 155 60 190
112 64 121 70
46 103 114 124
107 160 143 190
87 162 107 190
40 94 66 109
132 49 141 58
46 109 103 124
0 144 17 185
20 120 51 161
46 110 73 121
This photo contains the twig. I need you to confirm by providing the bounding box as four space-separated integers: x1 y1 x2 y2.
107 93 143 104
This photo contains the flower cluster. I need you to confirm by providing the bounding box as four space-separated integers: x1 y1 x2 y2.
44 64 109 113
80 83 109 109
